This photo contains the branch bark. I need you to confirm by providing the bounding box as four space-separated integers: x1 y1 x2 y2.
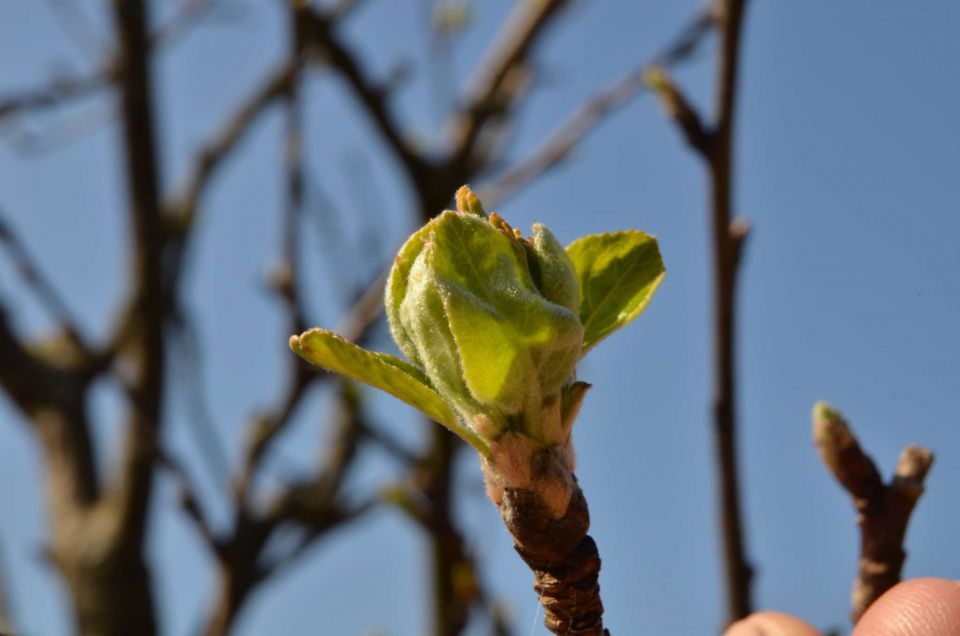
655 0 754 624
813 403 934 622
708 1 753 623
54 2 171 634
483 442 607 636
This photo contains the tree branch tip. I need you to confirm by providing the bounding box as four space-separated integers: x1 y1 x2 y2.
895 445 934 481
643 65 670 91
265 261 294 295
812 401 854 450
729 216 750 241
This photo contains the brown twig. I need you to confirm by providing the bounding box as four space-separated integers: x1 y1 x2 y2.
0 210 89 355
296 4 425 178
0 68 113 124
445 0 572 166
383 433 482 636
479 8 715 207
813 402 935 622
707 2 753 622
199 15 379 632
653 0 754 623
201 379 370 636
157 449 219 554
0 534 17 636
167 61 296 232
0 0 223 126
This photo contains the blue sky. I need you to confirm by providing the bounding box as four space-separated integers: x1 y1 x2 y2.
1 1 959 635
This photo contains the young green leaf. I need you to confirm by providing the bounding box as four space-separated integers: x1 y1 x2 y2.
289 328 489 456
385 216 443 366
566 230 665 354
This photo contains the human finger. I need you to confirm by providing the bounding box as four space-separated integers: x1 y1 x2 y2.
853 578 960 636
725 611 822 636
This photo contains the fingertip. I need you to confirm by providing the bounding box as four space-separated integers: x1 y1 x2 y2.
853 578 960 636
725 611 821 636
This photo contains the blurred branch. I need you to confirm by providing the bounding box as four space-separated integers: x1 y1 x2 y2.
158 449 220 554
203 379 370 636
296 4 426 178
445 0 571 167
0 69 113 124
361 419 419 466
169 314 232 487
167 61 296 233
647 67 711 155
234 36 311 505
649 0 754 624
200 18 380 632
382 430 479 636
0 535 17 636
813 403 935 623
43 0 107 59
0 209 90 356
706 1 753 623
420 428 474 636
0 0 225 126
480 8 715 207
331 0 365 21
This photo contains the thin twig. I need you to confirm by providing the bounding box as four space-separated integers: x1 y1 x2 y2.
813 403 935 622
0 208 88 352
157 449 220 553
0 535 17 636
167 61 296 231
0 69 113 124
480 8 715 207
707 0 753 623
296 4 425 177
653 1 755 624
445 0 572 164
0 0 225 126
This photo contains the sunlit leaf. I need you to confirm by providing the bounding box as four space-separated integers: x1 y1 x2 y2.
566 230 665 354
289 328 488 455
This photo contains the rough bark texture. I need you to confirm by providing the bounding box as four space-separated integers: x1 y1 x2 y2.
502 483 606 635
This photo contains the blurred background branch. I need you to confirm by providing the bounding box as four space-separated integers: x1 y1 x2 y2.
1 1 954 635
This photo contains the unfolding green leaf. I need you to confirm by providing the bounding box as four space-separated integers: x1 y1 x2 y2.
425 213 582 415
385 217 442 366
290 328 488 455
566 230 665 354
523 223 580 312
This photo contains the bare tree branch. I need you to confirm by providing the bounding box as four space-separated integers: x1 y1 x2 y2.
706 1 753 622
480 8 715 207
158 449 220 554
0 535 17 636
0 69 114 125
445 0 572 166
651 1 755 624
167 61 296 233
0 208 90 356
0 0 226 126
813 403 935 622
647 67 712 155
296 4 426 178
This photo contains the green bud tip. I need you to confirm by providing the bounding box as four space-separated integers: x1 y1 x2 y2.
455 185 485 216
644 66 669 92
812 401 853 448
